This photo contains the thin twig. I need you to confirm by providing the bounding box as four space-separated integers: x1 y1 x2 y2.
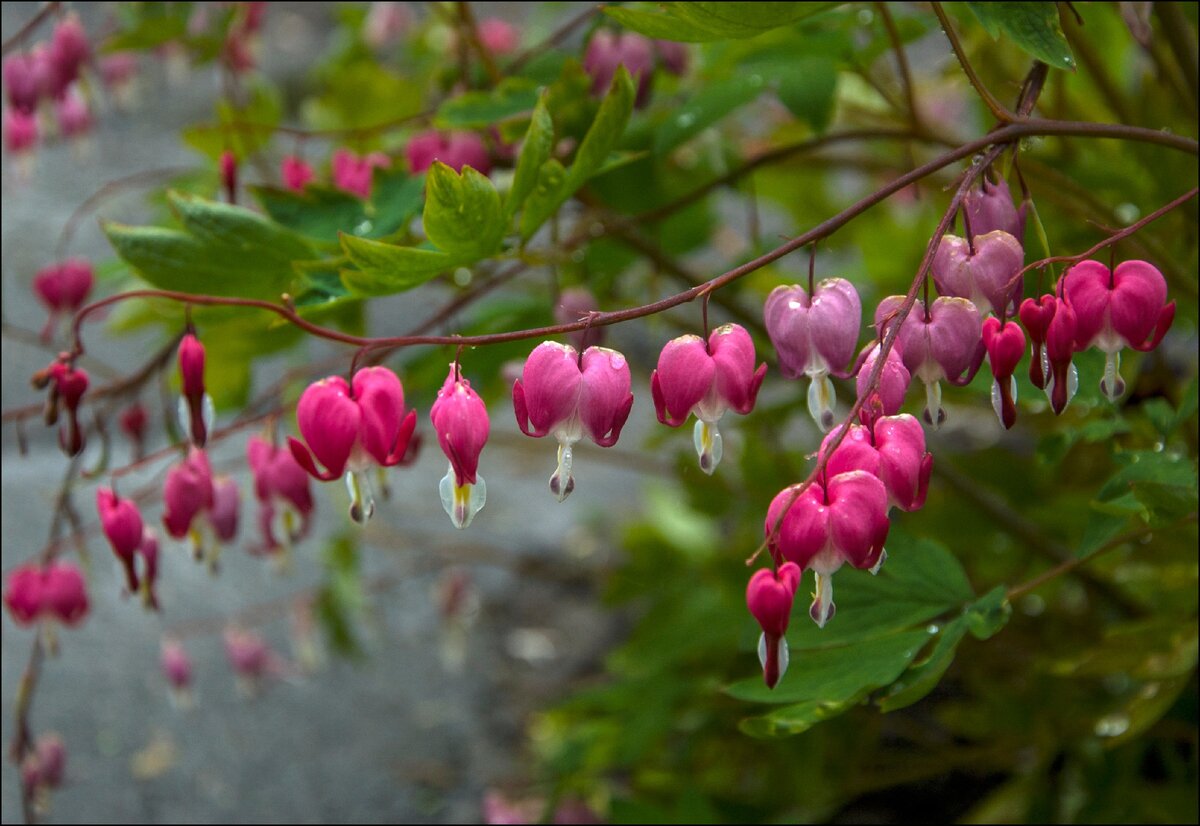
931 2 1017 123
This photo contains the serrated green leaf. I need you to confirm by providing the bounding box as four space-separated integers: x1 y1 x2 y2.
435 78 540 129
964 585 1011 641
506 94 555 218
422 162 504 255
967 2 1076 71
879 618 968 712
339 234 463 296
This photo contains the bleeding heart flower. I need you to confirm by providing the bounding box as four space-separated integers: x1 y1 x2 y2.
765 470 890 627
405 131 491 175
288 367 418 524
746 562 801 689
855 342 911 421
364 2 412 49
55 85 92 140
3 565 43 626
963 176 1025 242
3 53 41 113
478 18 519 55
162 448 239 566
1019 294 1056 390
875 296 983 429
280 155 314 191
513 342 634 500
33 258 93 343
584 31 655 106
431 365 490 528
219 150 238 203
764 279 862 431
982 316 1026 429
49 15 90 92
137 529 160 610
177 333 213 447
654 40 689 76
247 435 314 555
820 414 932 513
1044 296 1080 415
331 148 391 198
99 52 139 109
932 230 1024 316
160 638 193 704
650 324 766 473
1062 260 1175 401
97 487 144 593
40 562 89 626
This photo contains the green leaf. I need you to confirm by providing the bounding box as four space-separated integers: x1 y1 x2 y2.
506 94 555 217
564 66 636 193
517 158 568 240
169 191 314 265
339 234 463 296
967 2 1076 71
249 170 423 244
773 57 839 131
435 78 540 129
879 618 968 712
964 585 1011 641
315 534 365 659
605 2 839 43
653 75 767 155
422 162 504 255
102 3 191 51
181 81 282 161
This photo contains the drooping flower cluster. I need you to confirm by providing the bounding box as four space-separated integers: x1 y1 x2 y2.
161 448 241 567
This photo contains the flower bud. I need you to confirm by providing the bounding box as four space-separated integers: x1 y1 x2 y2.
746 562 801 688
49 15 90 92
177 333 213 447
40 562 89 626
99 52 139 109
1044 297 1079 415
855 342 911 422
584 31 655 106
120 402 148 459
3 53 41 114
248 435 315 555
982 316 1025 429
55 85 92 140
97 487 144 593
1018 294 1056 390
963 177 1025 243
138 529 160 610
932 230 1024 317
220 150 238 203
478 18 519 55
161 638 193 704
281 155 314 191
331 148 391 198
162 448 214 546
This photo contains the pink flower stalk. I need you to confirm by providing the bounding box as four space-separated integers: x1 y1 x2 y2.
1044 296 1080 415
288 367 418 524
119 402 148 460
404 131 491 175
981 317 1026 429
4 105 38 155
431 365 490 528
478 18 519 55
1019 294 1056 390
331 147 391 198
247 435 314 554
650 324 766 474
177 333 213 447
963 176 1025 243
765 470 890 628
512 342 634 500
654 40 689 76
33 258 93 342
763 279 862 431
1062 260 1175 401
4 565 43 625
584 30 655 106
55 85 92 139
280 154 314 192
746 562 801 689
932 230 1024 317
219 150 238 203
363 2 412 49
3 53 41 113
97 486 144 592
820 415 933 513
38 360 88 456
855 342 911 421
160 638 194 702
875 296 983 429
553 287 605 352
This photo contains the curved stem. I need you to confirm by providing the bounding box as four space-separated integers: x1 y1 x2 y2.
931 2 1018 123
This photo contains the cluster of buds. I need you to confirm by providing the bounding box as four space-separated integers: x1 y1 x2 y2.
3 14 95 168
4 561 89 628
32 355 89 457
583 31 689 107
33 258 93 343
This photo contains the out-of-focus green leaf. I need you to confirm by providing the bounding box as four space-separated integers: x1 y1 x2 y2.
339 234 463 296
964 585 1012 641
605 2 839 43
102 3 191 51
302 61 423 132
182 80 282 161
435 78 540 129
653 75 766 155
967 2 1076 71
315 534 365 659
422 162 504 255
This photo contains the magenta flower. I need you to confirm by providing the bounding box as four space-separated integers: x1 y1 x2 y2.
160 638 193 704
247 435 314 554
431 365 490 528
765 470 890 627
280 155 314 191
219 150 238 203
49 15 90 92
875 296 983 429
55 85 92 140
1062 260 1175 401
3 106 37 156
37 360 88 456
161 448 239 565
963 177 1025 242
1019 294 1056 390
746 562 801 689
855 342 911 420
4 565 43 626
584 30 655 105
177 333 213 447
478 18 519 55
982 316 1026 429
5 562 90 628
331 148 391 198
33 258 93 343
820 415 933 513
3 53 41 113
224 627 283 692
137 529 160 610
97 487 144 593
650 324 766 474
1044 296 1080 415
404 131 491 176
764 279 862 431
654 40 689 76
288 367 418 524
119 402 148 460
513 342 634 500
932 229 1024 316
22 734 67 796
